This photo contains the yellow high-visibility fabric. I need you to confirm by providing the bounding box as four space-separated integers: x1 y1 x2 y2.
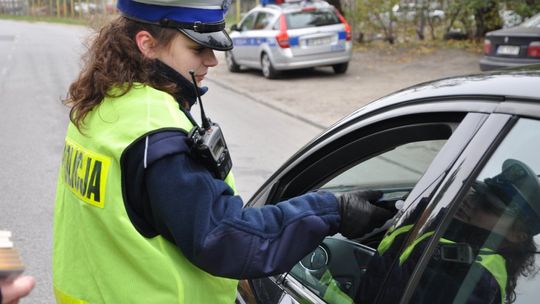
53 84 238 303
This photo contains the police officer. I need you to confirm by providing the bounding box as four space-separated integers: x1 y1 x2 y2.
52 0 394 303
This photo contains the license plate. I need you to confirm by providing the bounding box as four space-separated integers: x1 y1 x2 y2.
497 45 520 55
306 37 332 46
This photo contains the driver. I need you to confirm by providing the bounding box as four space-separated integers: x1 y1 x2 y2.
357 159 539 304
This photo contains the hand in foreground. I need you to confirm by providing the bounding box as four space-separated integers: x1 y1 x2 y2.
336 190 395 239
1 276 35 304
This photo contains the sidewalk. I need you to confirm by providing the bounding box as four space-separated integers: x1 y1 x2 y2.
208 47 482 128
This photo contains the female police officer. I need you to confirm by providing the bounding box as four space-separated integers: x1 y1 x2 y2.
52 0 394 303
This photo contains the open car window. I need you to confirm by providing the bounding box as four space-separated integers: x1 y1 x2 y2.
288 140 447 303
321 140 446 194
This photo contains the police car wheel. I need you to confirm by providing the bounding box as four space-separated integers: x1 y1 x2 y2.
332 62 349 74
225 51 240 73
261 53 278 79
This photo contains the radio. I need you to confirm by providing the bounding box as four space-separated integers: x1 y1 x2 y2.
187 71 232 180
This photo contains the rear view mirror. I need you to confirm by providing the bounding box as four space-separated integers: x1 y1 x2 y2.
230 24 239 32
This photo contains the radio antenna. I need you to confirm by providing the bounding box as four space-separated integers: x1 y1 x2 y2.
189 70 211 129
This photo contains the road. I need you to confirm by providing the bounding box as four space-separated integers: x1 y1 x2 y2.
0 20 321 303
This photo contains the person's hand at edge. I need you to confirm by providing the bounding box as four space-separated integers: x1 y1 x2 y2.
336 190 395 239
0 276 35 304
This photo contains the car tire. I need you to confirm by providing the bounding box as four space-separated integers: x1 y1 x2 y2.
261 53 279 79
225 51 241 73
332 62 349 74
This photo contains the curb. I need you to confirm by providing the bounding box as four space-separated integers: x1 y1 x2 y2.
207 76 327 130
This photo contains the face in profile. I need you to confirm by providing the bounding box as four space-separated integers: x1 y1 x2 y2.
455 187 528 244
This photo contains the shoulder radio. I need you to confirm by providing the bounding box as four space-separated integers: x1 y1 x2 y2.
187 70 232 180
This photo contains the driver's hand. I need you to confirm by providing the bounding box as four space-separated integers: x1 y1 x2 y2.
335 190 395 239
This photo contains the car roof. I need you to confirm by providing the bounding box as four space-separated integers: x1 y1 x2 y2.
257 0 333 13
342 66 540 122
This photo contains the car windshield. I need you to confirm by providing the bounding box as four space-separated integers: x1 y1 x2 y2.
285 9 340 29
521 13 540 27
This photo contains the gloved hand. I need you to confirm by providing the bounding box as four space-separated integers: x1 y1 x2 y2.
335 190 395 239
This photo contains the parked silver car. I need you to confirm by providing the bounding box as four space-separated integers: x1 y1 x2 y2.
225 0 352 79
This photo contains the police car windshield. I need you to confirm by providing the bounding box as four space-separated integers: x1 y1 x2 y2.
285 9 340 29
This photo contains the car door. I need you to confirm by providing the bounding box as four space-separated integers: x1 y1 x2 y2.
231 10 276 67
237 100 498 304
246 11 275 64
398 108 540 304
231 11 258 64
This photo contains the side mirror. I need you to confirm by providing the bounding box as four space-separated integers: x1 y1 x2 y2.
230 24 239 32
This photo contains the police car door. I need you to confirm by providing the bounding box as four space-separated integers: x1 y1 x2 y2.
231 11 257 65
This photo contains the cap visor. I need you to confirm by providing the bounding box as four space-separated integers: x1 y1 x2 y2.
179 29 233 51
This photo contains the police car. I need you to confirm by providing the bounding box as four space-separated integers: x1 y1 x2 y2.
225 0 352 79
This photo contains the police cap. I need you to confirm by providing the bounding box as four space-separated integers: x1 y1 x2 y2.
483 159 540 235
117 0 233 51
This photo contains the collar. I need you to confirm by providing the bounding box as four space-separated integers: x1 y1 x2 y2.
152 60 208 110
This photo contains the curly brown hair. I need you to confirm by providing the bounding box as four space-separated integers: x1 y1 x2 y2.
65 16 180 130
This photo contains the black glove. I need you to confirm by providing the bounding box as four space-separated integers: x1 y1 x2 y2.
335 190 395 239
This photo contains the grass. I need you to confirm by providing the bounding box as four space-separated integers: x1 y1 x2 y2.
353 38 483 56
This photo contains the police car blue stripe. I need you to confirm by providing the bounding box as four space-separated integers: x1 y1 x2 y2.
231 36 308 48
289 36 299 47
338 31 346 40
118 0 225 23
232 37 268 46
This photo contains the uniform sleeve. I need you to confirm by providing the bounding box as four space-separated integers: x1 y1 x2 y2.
124 131 341 279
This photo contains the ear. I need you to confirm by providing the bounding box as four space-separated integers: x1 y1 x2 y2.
135 31 158 59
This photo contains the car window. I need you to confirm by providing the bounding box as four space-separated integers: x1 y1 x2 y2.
411 118 540 304
285 9 340 29
287 139 448 304
321 140 446 193
253 12 273 30
240 12 257 31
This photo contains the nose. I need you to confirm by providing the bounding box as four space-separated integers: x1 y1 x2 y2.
203 49 218 67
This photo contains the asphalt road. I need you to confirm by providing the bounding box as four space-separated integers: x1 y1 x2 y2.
0 20 322 303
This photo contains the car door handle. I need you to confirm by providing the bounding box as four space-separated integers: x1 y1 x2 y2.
277 275 326 304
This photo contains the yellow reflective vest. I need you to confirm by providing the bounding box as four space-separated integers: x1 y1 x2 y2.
53 84 238 303
377 224 507 304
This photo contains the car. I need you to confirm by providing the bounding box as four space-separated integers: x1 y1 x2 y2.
236 66 540 304
391 3 445 23
480 12 540 71
225 0 352 79
499 9 523 28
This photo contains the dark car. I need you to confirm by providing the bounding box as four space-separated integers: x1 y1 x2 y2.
237 66 540 304
480 13 540 71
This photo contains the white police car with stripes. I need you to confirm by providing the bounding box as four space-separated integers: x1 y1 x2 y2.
226 0 352 79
